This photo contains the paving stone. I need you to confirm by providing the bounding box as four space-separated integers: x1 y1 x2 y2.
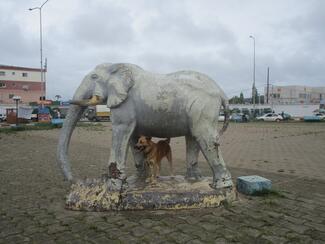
240 226 261 238
3 235 30 244
139 219 159 228
200 222 218 232
285 232 314 244
93 236 116 244
131 226 151 237
176 223 204 235
152 226 175 235
260 235 287 244
214 237 227 244
186 239 204 244
138 232 166 244
47 224 70 234
284 222 311 234
301 214 325 224
283 215 306 225
304 221 325 232
304 229 325 240
167 232 192 243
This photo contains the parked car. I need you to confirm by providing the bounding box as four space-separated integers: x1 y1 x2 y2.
230 113 249 122
281 113 292 121
314 113 325 120
218 111 225 122
256 113 283 122
0 113 6 122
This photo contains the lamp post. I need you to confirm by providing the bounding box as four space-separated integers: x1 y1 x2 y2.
249 35 256 109
29 0 49 99
13 96 21 126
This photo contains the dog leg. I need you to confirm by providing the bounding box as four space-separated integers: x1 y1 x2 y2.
156 161 161 177
148 161 156 184
166 150 174 176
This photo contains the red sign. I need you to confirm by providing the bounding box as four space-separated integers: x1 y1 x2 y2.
38 100 52 105
38 113 51 123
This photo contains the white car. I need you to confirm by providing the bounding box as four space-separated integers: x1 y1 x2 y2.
256 113 283 122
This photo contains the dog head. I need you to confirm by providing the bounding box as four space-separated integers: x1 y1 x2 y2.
134 136 152 151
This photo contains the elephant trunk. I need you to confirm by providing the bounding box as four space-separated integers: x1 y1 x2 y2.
57 104 85 181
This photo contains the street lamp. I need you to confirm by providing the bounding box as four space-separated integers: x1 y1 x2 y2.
13 96 21 126
249 35 256 108
29 0 49 99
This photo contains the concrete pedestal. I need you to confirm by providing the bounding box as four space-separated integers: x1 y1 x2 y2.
237 175 272 195
66 175 236 211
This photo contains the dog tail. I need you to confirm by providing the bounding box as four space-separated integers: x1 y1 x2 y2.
165 138 171 144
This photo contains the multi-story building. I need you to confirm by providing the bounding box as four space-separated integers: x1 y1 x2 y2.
0 65 46 105
265 85 325 105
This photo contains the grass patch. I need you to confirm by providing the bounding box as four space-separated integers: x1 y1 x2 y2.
251 188 285 198
76 122 105 131
0 123 60 134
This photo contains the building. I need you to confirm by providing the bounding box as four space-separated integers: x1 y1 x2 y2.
0 65 46 105
265 85 325 105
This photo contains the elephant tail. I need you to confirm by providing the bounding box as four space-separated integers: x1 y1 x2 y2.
219 97 229 136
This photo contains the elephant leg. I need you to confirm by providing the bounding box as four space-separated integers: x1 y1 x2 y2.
108 123 136 180
129 135 147 178
193 130 232 189
185 135 202 180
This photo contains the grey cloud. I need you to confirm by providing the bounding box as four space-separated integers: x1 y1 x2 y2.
1 0 324 100
0 17 38 65
68 3 135 47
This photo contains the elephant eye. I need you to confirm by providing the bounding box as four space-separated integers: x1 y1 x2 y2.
91 74 98 79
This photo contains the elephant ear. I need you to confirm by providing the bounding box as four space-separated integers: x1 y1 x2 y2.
106 64 134 108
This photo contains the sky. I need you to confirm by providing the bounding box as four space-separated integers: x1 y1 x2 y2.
0 0 324 100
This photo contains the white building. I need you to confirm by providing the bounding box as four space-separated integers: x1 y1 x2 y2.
265 85 325 105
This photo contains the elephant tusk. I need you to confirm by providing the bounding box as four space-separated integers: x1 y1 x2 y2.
70 96 103 106
69 99 90 106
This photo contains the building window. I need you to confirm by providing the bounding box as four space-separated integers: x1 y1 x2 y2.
12 72 15 75
22 72 28 77
0 71 5 76
12 83 16 87
0 82 6 88
9 94 14 99
299 93 307 99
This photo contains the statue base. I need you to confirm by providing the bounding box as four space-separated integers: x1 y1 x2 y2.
65 175 236 211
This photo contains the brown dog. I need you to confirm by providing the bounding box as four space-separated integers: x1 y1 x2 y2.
135 136 173 183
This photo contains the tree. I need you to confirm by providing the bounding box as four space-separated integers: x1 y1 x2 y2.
239 92 244 104
254 88 259 104
55 95 62 101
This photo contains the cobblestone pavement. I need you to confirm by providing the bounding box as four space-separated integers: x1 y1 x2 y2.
1 122 325 243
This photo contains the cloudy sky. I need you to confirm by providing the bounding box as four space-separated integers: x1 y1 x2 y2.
0 0 324 100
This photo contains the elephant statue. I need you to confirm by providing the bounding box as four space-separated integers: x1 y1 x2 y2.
57 63 232 189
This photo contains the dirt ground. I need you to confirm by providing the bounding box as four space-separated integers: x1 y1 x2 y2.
1 122 325 243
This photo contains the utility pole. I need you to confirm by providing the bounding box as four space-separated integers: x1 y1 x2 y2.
29 0 49 99
249 35 256 108
266 67 270 104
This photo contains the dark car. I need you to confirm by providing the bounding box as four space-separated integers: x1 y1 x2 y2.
281 113 292 121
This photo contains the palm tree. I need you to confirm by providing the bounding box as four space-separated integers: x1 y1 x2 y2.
55 95 61 101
